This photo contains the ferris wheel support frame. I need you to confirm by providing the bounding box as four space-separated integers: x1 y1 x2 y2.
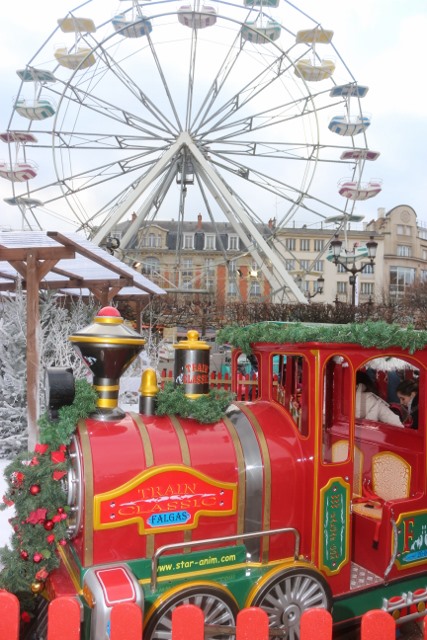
184 133 307 303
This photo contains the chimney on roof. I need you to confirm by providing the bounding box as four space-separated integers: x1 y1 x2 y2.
377 207 385 219
197 213 202 229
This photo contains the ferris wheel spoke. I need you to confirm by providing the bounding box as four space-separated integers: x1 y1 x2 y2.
197 52 297 134
201 89 325 140
191 28 246 133
47 80 175 139
91 41 181 136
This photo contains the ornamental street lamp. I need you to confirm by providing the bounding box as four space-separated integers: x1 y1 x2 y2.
295 274 324 301
330 235 378 306
305 275 325 301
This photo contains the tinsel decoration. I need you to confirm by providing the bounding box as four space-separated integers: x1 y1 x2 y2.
156 383 235 423
0 378 97 617
217 321 427 355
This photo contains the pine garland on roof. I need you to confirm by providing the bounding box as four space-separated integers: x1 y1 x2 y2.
217 321 427 355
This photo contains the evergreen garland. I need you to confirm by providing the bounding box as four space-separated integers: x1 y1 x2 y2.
217 321 427 355
0 379 97 619
156 383 235 423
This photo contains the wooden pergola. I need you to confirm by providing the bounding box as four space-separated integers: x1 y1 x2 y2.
0 230 165 449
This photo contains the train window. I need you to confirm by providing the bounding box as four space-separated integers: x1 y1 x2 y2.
356 357 420 429
272 353 308 435
322 355 351 463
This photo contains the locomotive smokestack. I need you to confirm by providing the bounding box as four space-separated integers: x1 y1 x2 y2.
173 330 211 398
69 306 145 421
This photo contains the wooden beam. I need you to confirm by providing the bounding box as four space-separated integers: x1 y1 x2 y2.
0 247 75 261
89 284 123 305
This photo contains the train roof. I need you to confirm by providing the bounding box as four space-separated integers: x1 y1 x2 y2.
217 321 427 355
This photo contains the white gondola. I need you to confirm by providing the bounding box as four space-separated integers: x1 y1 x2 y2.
294 28 335 82
15 99 55 121
338 179 382 201
112 13 153 37
55 16 96 70
54 47 96 70
15 68 56 121
295 59 335 82
241 18 281 44
0 162 37 182
330 84 369 99
178 5 217 28
328 116 370 136
0 132 38 182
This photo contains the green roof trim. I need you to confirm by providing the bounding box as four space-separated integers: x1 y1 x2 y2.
217 321 427 355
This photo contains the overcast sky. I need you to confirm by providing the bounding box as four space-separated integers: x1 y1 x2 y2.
0 0 426 232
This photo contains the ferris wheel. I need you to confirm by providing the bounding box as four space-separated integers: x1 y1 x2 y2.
2 0 380 302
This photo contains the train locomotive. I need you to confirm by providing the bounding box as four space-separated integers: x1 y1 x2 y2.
32 308 427 638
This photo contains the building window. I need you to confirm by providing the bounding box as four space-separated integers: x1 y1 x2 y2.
337 281 347 294
300 260 310 271
313 260 323 272
300 239 310 251
228 260 237 274
314 239 325 251
144 257 160 275
397 245 412 257
421 270 427 283
182 278 192 290
419 228 427 240
228 279 238 295
389 266 416 297
204 258 215 275
361 262 374 275
205 234 216 250
422 249 427 261
184 234 194 249
249 281 261 297
285 259 295 270
337 263 347 274
285 238 296 251
228 235 239 250
360 282 374 295
397 224 411 236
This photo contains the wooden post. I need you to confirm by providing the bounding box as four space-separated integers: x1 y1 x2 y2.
26 253 40 450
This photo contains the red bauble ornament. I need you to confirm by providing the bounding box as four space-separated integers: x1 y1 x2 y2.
58 539 67 546
57 507 64 514
33 552 43 563
21 611 31 623
29 484 41 495
20 550 29 560
44 520 54 531
46 534 55 544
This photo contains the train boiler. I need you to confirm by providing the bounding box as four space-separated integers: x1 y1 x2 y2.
39 309 427 638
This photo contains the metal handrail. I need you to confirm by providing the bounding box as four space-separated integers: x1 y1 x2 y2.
150 526 300 591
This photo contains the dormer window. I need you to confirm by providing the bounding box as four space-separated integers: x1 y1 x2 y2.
228 235 238 250
205 234 216 250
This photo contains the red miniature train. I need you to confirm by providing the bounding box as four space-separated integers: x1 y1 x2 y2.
36 309 427 638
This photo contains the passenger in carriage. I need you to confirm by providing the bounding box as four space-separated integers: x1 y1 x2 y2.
355 371 403 427
396 379 419 429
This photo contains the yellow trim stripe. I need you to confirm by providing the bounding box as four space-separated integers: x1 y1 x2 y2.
130 412 155 557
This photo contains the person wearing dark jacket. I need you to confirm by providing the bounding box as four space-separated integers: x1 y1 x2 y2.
396 379 419 429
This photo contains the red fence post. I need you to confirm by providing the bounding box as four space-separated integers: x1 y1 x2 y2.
300 609 332 640
172 604 204 640
110 602 143 640
360 610 395 640
47 597 81 640
237 607 269 640
0 591 20 640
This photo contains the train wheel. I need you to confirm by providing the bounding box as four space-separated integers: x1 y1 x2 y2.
144 583 238 640
247 567 332 640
